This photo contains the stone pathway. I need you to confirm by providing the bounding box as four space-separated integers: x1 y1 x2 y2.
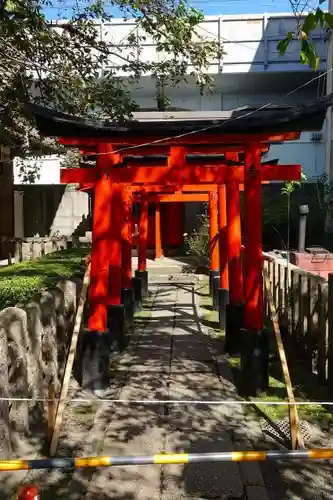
8 277 333 500
60 279 268 500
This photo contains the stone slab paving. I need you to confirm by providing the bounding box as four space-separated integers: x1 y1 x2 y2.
5 275 333 500
70 279 270 500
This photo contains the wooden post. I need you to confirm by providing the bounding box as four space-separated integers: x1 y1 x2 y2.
226 181 243 304
209 191 219 272
218 185 228 289
243 144 263 331
88 144 113 332
138 198 148 272
318 281 328 382
241 144 268 396
327 274 333 390
122 190 133 290
136 196 149 299
155 202 163 259
108 184 124 307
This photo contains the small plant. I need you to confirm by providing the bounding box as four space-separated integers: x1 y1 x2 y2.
184 208 210 270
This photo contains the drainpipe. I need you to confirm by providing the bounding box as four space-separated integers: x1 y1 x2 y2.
298 205 309 253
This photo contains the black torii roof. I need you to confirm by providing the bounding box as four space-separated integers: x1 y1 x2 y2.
27 94 333 139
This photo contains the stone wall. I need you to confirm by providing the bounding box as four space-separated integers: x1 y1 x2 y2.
17 184 90 238
0 275 83 459
0 234 92 266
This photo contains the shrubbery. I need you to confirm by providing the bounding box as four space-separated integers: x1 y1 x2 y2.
0 248 89 310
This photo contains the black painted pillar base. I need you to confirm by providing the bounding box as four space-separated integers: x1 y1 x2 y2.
107 304 126 352
121 288 134 326
135 270 148 299
132 277 142 313
225 303 244 355
209 269 220 296
79 330 112 395
212 276 220 310
239 328 270 397
217 288 229 332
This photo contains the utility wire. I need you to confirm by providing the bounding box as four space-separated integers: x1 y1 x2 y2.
89 66 333 157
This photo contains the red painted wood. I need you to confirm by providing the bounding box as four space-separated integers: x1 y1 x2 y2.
218 185 229 289
138 199 148 271
88 144 113 332
226 181 243 304
108 184 124 305
59 131 300 147
76 144 270 155
163 203 184 247
209 191 219 272
168 146 186 168
122 191 133 289
78 182 269 193
243 145 263 331
63 164 301 185
155 202 162 259
132 193 209 202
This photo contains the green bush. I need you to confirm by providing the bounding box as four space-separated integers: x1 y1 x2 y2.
184 210 210 269
0 247 89 310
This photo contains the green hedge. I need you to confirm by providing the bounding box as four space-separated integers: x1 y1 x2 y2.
0 247 89 310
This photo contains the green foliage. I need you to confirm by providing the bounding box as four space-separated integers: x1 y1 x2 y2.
278 5 331 70
281 172 307 196
0 0 223 164
0 247 89 309
184 206 210 268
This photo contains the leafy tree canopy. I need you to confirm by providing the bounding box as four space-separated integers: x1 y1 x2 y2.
0 0 223 159
279 0 332 70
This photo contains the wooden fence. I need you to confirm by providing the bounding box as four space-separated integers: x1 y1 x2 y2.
263 253 332 386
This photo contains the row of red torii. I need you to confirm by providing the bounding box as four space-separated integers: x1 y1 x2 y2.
60 130 301 396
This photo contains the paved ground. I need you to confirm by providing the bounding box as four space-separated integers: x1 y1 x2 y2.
32 278 267 500
4 274 333 499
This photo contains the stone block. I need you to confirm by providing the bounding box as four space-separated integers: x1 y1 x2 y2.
0 307 30 453
0 324 11 458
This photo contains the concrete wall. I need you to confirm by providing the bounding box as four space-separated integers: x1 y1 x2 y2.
17 184 90 237
13 155 63 185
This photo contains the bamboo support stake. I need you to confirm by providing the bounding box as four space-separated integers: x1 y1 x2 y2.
263 268 304 450
47 378 57 444
49 262 91 457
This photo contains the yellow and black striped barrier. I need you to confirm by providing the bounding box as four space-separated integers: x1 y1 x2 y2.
2 449 333 471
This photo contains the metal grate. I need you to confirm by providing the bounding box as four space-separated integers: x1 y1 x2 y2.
260 419 312 443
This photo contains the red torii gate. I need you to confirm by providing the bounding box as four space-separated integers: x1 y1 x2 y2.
61 142 300 397
28 97 333 396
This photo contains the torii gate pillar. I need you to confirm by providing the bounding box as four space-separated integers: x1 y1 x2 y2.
240 144 269 396
135 197 149 298
208 191 220 300
107 183 126 352
217 184 229 331
83 144 113 393
122 190 135 326
155 202 163 259
225 153 244 355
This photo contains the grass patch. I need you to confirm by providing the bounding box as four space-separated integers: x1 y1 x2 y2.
200 284 223 338
199 280 333 427
0 247 89 309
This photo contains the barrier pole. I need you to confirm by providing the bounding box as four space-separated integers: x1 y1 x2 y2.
263 267 304 450
3 449 333 471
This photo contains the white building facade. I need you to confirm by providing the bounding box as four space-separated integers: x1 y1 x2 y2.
15 12 328 184
14 12 328 238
